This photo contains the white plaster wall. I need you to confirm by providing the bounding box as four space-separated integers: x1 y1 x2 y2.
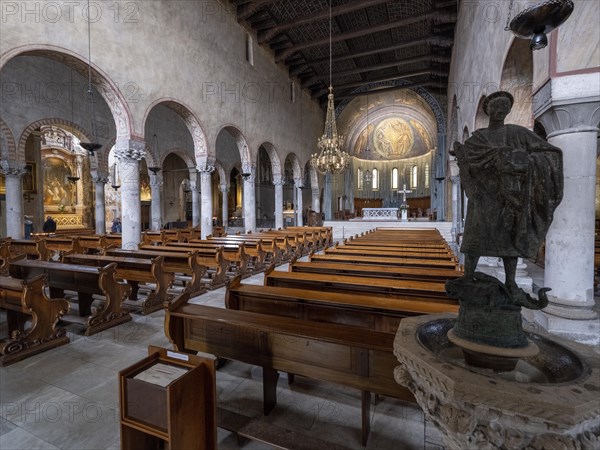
1 0 323 165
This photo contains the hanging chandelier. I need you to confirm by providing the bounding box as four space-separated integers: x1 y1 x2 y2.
310 0 349 175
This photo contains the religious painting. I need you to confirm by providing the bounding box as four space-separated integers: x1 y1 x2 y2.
373 118 414 159
353 124 375 155
0 162 36 194
140 172 151 201
42 157 73 206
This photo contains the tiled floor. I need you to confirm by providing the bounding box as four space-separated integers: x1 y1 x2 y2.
0 261 446 450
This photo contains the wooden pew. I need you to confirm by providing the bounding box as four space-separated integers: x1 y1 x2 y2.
137 245 229 288
324 245 457 262
291 260 463 283
8 256 131 336
226 276 458 333
168 241 251 276
211 235 288 265
62 253 174 315
200 238 266 272
165 294 414 446
265 268 449 300
0 274 70 366
3 238 49 261
310 252 460 270
104 248 208 296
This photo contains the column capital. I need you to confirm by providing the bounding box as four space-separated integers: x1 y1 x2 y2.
241 163 256 184
272 178 285 187
294 178 304 188
198 163 215 183
0 159 27 177
114 138 146 161
533 76 600 137
220 183 230 193
150 172 163 186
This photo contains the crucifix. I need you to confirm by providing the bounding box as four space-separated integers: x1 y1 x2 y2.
398 184 412 204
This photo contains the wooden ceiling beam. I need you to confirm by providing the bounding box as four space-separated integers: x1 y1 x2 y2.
301 55 451 88
289 36 453 76
328 80 448 102
274 11 454 63
237 0 275 21
257 0 389 45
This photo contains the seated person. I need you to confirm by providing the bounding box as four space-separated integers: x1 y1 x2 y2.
42 215 57 233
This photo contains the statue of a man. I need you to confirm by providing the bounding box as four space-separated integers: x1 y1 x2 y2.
453 91 563 297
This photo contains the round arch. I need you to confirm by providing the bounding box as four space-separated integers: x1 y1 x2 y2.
0 46 134 142
258 142 282 180
215 125 251 169
142 98 208 164
500 38 533 128
0 117 17 160
284 152 302 181
159 148 196 169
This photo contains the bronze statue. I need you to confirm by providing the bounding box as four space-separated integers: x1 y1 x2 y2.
447 91 563 357
453 91 563 298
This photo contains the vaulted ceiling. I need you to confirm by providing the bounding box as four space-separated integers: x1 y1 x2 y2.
231 0 457 105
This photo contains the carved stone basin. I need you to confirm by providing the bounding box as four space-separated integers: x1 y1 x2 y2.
394 314 600 449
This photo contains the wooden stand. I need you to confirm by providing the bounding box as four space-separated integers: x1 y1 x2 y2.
119 346 217 450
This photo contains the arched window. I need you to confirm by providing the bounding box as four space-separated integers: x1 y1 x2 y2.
372 168 379 190
411 165 418 188
357 168 363 190
425 163 430 188
391 168 399 190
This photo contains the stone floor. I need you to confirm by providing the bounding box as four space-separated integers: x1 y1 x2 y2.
0 262 446 450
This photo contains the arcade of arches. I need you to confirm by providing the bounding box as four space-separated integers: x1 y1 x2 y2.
0 0 599 424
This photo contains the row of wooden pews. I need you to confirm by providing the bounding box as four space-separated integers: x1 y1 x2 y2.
165 227 462 446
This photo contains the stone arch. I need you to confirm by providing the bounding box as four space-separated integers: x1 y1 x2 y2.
258 142 282 180
0 118 17 160
1 46 133 141
448 95 459 151
142 98 208 164
214 161 227 187
215 125 251 170
462 126 470 143
307 163 319 191
284 153 302 181
159 148 196 169
18 118 93 159
500 38 533 128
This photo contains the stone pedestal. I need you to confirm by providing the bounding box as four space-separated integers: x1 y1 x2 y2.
394 314 600 450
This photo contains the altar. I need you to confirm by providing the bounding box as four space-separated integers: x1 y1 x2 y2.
362 207 399 220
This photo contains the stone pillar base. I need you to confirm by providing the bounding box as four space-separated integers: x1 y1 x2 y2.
522 309 600 347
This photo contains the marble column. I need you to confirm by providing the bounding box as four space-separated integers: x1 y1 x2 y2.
220 183 229 229
242 164 256 232
199 164 215 238
0 160 26 239
150 171 163 231
323 172 333 221
92 171 109 235
312 189 320 213
273 178 284 230
294 178 304 227
115 139 145 250
533 79 600 344
190 171 200 228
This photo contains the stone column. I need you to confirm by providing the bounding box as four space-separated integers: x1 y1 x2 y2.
220 183 229 229
115 139 145 250
190 171 200 228
242 163 256 232
150 170 163 231
294 178 304 227
450 175 460 245
91 171 109 235
312 189 320 213
199 164 215 238
533 79 599 344
273 178 284 230
0 160 26 239
323 172 333 221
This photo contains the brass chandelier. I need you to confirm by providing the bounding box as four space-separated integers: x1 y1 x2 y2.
310 0 349 175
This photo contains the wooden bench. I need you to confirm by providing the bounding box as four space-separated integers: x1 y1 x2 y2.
213 235 288 265
200 238 266 272
310 252 460 270
167 241 251 277
226 276 458 333
291 260 463 283
104 248 207 297
63 253 174 315
165 295 414 445
265 268 450 300
8 256 131 335
325 245 457 262
0 274 70 366
137 245 229 288
2 238 49 261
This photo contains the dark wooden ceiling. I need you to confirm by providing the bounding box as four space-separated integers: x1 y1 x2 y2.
231 0 457 105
